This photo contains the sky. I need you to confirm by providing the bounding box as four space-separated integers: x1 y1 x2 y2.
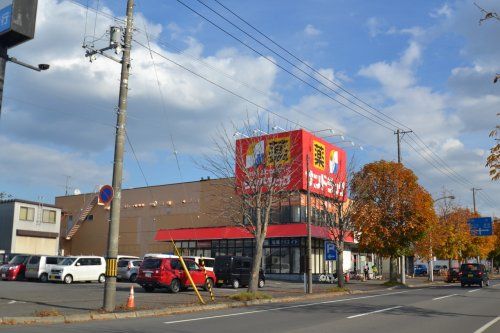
0 0 498 217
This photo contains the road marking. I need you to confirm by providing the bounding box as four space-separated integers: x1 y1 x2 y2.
7 300 26 304
432 294 457 301
163 289 419 325
468 289 481 293
347 305 403 319
473 316 500 333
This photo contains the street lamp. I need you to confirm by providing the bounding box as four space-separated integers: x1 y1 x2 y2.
428 195 455 282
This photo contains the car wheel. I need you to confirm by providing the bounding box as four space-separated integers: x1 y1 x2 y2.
232 279 240 289
129 274 137 283
216 283 223 288
169 279 180 293
143 285 155 292
39 273 48 283
63 274 73 284
204 278 214 291
98 274 105 283
15 272 25 281
258 278 265 288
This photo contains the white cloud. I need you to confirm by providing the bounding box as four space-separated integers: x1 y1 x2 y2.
1 0 280 200
366 17 385 37
430 3 453 18
0 136 110 196
304 24 321 37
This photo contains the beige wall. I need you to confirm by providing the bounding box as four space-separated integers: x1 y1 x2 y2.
56 179 234 257
13 236 58 255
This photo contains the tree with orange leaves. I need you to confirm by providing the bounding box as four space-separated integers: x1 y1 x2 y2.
433 206 473 268
350 160 436 282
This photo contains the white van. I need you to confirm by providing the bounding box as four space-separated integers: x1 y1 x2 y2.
184 256 215 272
48 256 105 284
25 255 65 282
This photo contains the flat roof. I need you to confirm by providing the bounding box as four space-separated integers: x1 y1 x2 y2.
55 177 231 199
0 199 60 209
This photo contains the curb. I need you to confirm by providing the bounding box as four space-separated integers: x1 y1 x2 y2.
0 287 384 326
406 281 447 288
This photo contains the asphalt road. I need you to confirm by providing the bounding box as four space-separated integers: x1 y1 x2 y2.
0 278 384 317
2 281 499 333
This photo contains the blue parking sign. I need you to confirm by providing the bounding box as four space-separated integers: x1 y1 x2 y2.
0 1 13 34
325 241 337 260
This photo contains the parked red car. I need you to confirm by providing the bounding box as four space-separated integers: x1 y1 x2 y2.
0 254 30 281
137 256 216 293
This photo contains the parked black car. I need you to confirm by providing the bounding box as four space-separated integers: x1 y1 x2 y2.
214 256 265 289
460 263 489 287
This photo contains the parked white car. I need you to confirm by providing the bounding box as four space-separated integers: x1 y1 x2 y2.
184 256 215 272
48 256 105 284
25 255 65 282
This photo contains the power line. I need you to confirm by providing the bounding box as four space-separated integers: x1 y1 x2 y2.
193 0 405 132
402 137 497 209
175 0 396 132
133 39 312 132
61 0 499 205
211 0 412 132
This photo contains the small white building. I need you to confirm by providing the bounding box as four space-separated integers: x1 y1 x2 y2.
0 199 62 257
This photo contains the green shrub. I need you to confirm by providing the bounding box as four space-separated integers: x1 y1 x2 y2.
229 292 272 301
326 286 350 293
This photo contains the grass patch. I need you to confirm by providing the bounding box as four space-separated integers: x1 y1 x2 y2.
326 286 350 293
34 309 61 317
382 281 405 287
229 292 272 301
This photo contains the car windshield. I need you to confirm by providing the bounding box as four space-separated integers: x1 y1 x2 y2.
142 259 161 269
461 264 479 271
117 260 128 267
60 258 77 266
9 255 28 265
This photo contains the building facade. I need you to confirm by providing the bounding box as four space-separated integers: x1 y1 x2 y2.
55 178 370 277
0 199 62 257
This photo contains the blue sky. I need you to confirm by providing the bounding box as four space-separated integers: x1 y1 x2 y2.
0 0 498 216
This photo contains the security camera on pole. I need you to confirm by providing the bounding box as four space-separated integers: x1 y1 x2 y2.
84 0 135 312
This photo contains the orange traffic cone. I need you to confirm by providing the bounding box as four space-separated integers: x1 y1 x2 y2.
126 285 135 309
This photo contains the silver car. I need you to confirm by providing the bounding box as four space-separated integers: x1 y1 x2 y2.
117 259 142 282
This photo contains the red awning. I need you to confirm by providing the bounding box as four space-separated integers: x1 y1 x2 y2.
154 223 354 243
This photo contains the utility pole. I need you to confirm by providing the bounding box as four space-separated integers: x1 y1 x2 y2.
471 188 482 215
395 129 412 285
99 0 135 312
306 154 313 294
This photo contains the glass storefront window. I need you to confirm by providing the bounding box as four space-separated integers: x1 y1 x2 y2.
291 206 301 222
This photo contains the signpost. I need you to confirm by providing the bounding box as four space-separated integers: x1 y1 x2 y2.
324 241 337 261
0 0 46 118
467 217 493 236
98 185 114 206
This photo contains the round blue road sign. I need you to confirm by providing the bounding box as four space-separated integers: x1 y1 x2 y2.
99 185 114 205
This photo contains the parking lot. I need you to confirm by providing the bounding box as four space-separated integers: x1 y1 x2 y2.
0 278 385 318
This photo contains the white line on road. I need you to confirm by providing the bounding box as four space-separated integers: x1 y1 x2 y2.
7 300 26 304
347 305 403 319
468 289 481 293
432 294 457 301
473 316 500 333
163 289 420 325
